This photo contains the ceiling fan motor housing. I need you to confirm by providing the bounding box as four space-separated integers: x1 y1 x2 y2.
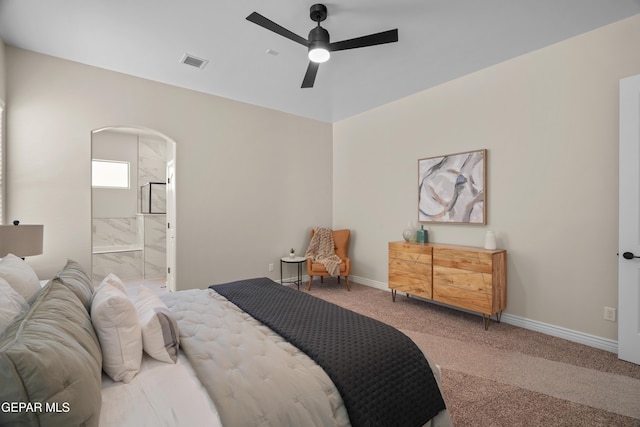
310 4 328 23
308 26 330 45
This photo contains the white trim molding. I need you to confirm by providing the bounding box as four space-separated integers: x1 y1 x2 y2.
352 276 618 354
500 314 618 353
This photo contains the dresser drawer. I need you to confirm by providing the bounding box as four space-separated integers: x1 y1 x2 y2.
388 242 432 298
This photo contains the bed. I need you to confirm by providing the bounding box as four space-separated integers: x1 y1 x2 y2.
0 256 451 427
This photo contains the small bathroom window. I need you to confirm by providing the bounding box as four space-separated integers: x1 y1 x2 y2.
92 159 130 189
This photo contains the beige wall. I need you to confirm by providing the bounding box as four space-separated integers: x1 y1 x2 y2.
333 14 640 341
0 37 5 102
5 47 333 289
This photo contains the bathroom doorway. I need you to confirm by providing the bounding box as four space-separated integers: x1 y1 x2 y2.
91 127 177 291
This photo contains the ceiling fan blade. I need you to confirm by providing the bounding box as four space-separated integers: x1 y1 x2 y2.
246 12 308 47
329 29 398 52
301 62 320 88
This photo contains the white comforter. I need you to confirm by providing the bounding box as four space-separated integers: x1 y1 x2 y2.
100 287 452 427
100 353 222 427
162 289 351 427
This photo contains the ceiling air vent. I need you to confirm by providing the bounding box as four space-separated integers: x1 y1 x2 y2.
180 54 208 69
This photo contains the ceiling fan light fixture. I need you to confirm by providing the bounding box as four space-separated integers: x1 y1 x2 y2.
308 25 330 63
308 43 330 63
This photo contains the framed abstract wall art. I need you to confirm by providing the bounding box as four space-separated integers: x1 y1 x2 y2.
418 149 486 224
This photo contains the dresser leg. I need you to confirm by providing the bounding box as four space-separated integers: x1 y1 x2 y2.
482 312 503 329
391 289 397 302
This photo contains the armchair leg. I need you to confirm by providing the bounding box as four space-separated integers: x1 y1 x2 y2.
307 276 314 291
337 276 340 283
320 276 324 283
344 276 351 291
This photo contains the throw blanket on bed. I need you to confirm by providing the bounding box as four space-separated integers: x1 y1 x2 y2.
305 227 342 276
212 277 447 427
162 288 351 427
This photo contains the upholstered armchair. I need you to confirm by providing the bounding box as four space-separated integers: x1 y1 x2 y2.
306 229 351 291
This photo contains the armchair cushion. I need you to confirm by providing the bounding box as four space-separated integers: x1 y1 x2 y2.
309 261 348 274
304 227 343 276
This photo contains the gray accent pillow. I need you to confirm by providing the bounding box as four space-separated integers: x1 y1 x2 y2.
134 285 180 363
54 259 95 312
0 280 103 426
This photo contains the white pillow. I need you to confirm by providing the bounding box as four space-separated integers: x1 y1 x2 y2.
134 285 180 363
0 254 41 301
90 280 142 383
99 272 127 294
0 277 28 334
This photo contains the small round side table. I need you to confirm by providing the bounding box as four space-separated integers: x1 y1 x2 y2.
280 256 306 290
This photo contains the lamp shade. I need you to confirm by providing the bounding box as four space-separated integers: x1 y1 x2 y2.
0 224 44 258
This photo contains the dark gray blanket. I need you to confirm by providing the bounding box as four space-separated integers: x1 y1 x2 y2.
211 277 446 427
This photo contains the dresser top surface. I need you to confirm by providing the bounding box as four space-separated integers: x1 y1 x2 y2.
389 241 506 254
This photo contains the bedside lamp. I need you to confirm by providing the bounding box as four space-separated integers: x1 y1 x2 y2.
0 220 44 259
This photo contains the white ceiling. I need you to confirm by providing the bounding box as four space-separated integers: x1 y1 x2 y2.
1 0 639 123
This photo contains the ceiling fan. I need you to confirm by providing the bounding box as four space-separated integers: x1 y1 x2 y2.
246 4 399 88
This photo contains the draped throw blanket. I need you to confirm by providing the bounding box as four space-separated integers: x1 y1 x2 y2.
305 227 342 276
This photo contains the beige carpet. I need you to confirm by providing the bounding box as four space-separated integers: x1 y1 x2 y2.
297 279 640 427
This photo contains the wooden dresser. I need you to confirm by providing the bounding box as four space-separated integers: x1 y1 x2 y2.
388 241 506 329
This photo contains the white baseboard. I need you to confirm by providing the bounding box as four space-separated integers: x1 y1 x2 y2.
351 275 388 291
500 314 618 353
350 275 618 354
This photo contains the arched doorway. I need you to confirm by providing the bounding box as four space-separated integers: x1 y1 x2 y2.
91 126 177 292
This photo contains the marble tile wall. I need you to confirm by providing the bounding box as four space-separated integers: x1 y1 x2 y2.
138 136 167 280
92 250 143 284
139 136 166 184
92 217 140 249
92 217 142 283
92 135 167 283
92 215 166 283
140 214 166 280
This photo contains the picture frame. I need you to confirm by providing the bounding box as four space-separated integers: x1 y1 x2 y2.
418 149 486 224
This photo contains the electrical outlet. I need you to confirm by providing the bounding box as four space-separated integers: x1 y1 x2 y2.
268 263 274 272
604 307 617 322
